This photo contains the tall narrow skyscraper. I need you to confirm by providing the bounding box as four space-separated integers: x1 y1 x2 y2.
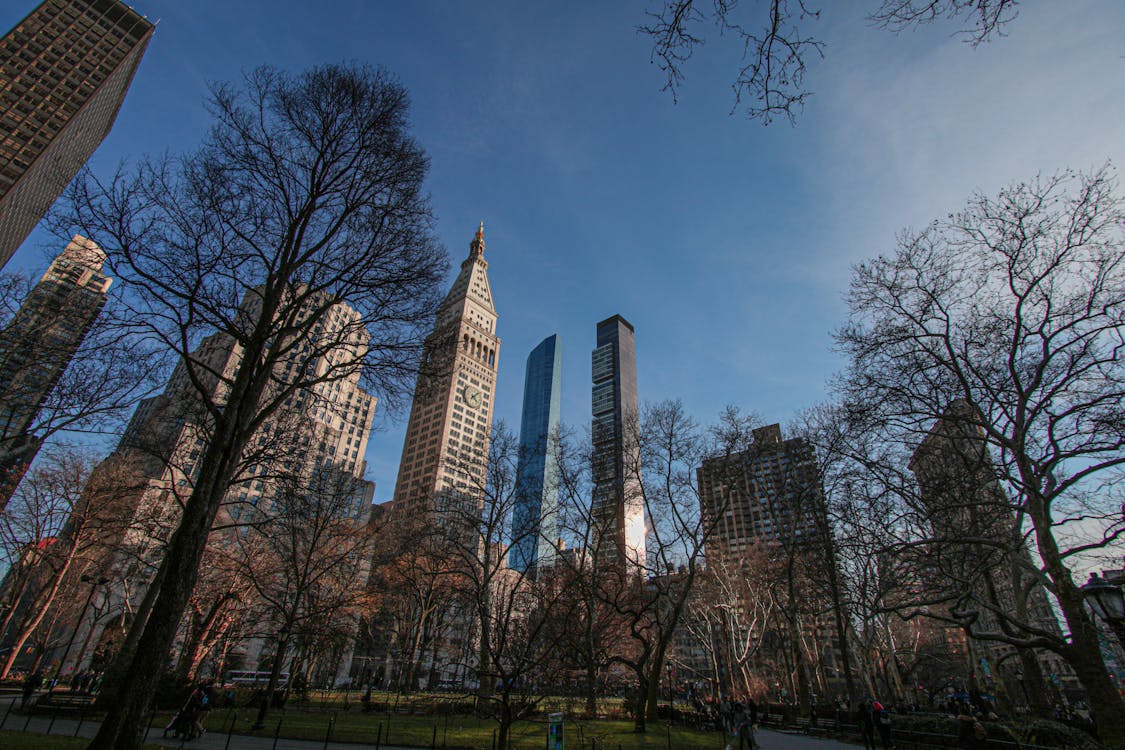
510 334 561 574
591 314 644 573
0 234 110 507
391 224 500 523
0 0 154 268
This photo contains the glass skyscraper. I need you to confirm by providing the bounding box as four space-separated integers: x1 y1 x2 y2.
510 334 561 574
591 315 645 573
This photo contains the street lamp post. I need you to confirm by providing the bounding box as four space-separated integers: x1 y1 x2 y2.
51 574 108 692
1081 573 1125 648
666 662 675 714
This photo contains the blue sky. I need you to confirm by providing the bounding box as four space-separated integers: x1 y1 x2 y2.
3 1 1124 502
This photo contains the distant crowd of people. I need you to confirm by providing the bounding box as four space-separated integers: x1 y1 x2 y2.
679 691 1039 750
19 668 105 706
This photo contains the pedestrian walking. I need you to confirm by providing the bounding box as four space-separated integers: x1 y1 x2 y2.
165 679 215 740
21 669 43 707
956 706 987 750
873 700 894 749
858 698 877 750
188 679 216 738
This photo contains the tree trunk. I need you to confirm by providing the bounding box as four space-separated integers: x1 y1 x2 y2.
86 423 251 749
584 662 598 716
496 695 512 750
1015 647 1051 717
94 563 164 710
882 619 907 703
176 594 232 681
821 507 857 701
402 609 427 692
790 618 811 716
0 573 32 642
1023 479 1125 749
477 610 492 700
72 607 103 674
87 296 280 750
252 634 290 729
632 677 647 733
1054 589 1125 749
645 669 660 721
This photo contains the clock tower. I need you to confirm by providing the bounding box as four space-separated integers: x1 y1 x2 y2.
391 223 500 522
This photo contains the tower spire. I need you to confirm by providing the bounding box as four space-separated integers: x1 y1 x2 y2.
469 221 485 259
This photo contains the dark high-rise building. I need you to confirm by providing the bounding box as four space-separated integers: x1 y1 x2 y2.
510 334 561 574
696 423 848 698
0 0 154 269
590 314 644 573
909 398 1075 702
697 423 824 561
0 234 110 507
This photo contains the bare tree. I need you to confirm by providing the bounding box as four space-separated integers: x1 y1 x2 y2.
680 547 778 700
435 422 572 750
834 165 1125 746
363 514 464 692
0 260 160 513
0 448 136 678
550 426 627 715
60 62 446 750
640 0 1018 124
171 538 250 683
232 465 375 729
557 401 756 732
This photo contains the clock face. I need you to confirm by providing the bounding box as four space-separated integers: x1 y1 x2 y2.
464 386 483 409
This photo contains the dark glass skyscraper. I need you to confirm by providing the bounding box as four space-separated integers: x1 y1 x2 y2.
591 315 644 573
0 0 154 268
510 334 561 574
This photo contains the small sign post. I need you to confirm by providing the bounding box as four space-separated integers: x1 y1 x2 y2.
548 712 564 750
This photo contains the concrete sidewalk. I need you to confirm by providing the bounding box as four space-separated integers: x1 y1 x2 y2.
752 728 862 749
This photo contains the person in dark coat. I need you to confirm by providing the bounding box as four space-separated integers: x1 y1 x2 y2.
873 700 894 749
187 680 216 738
858 699 877 750
21 670 43 707
956 706 987 750
737 707 758 750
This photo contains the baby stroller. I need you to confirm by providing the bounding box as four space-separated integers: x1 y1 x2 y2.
163 707 197 740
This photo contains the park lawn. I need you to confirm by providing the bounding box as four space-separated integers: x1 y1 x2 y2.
191 707 725 750
0 730 163 750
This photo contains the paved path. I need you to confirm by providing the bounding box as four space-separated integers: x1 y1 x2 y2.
1 694 862 750
753 728 861 750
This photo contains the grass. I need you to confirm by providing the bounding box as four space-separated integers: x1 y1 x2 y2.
186 706 726 750
4 688 726 750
